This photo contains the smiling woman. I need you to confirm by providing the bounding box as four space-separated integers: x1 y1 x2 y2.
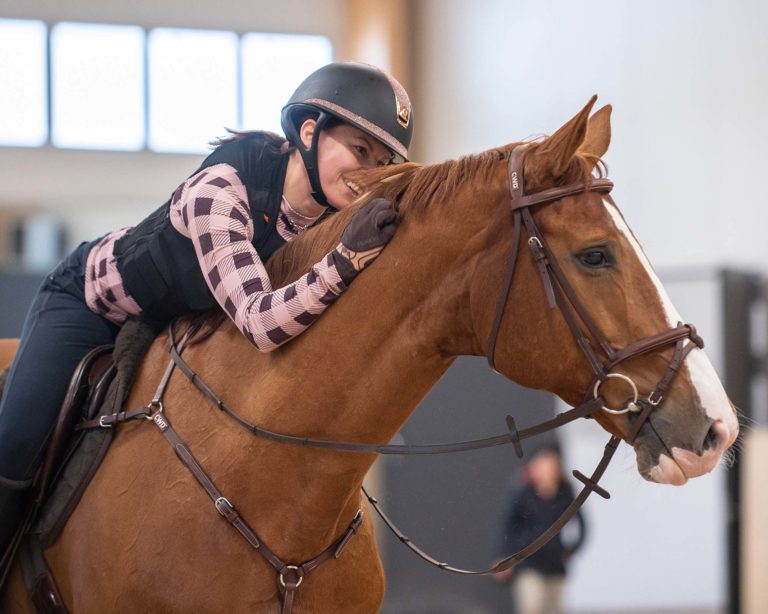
0 61 415 568
292 120 394 210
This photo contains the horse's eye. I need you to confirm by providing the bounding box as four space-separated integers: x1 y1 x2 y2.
578 250 610 268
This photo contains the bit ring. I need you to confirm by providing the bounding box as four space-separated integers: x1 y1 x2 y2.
594 373 641 415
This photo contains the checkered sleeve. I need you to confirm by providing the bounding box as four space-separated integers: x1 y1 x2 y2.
172 163 350 352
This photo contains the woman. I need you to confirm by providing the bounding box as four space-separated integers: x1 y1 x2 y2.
0 61 414 558
495 444 587 614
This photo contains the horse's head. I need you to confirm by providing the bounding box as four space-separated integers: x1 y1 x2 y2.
469 97 739 485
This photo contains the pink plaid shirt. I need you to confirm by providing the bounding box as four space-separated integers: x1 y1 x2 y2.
85 163 348 351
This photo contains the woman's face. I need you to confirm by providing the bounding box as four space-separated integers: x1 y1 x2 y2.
301 119 392 210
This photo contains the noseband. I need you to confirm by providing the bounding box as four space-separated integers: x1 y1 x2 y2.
487 145 704 443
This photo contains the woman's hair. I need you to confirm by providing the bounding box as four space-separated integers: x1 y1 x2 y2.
209 129 289 151
210 116 346 151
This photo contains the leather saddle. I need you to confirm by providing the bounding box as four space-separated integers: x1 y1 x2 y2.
0 345 116 606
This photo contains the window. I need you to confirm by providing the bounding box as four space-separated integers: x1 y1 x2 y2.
0 21 333 153
148 28 239 154
241 34 333 134
51 22 145 151
0 19 47 147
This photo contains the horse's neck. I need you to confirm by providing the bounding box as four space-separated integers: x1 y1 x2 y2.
192 228 475 560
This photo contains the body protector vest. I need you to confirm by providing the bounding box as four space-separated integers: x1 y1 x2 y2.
114 134 290 324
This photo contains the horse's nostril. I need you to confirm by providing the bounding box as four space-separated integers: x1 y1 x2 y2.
703 424 719 451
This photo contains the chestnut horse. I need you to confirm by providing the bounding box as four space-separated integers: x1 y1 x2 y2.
1 98 738 612
0 340 17 374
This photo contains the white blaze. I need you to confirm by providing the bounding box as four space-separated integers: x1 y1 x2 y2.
601 199 737 434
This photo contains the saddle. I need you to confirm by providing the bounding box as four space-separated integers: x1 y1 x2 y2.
0 318 157 611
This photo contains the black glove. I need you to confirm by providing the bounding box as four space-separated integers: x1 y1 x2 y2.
341 198 398 252
332 198 398 280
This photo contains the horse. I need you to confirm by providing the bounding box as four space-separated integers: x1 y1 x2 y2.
0 340 18 374
1 97 739 613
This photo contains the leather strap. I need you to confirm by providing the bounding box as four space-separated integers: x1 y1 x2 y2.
135 325 363 613
507 146 614 211
76 325 197 431
157 321 615 580
149 402 363 613
362 435 620 575
487 210 523 372
489 145 705 439
163 324 604 457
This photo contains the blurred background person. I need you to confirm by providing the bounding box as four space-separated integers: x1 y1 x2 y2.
494 443 586 614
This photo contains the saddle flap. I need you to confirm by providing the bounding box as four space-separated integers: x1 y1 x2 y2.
37 345 116 500
0 346 116 594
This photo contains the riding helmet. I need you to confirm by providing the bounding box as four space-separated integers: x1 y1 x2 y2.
281 62 414 208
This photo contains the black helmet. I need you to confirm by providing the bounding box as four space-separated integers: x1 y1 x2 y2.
281 62 414 208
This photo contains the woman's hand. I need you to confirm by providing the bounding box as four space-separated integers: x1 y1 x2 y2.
335 198 398 272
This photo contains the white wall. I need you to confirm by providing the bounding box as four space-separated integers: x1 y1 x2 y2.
410 1 761 611
412 0 768 272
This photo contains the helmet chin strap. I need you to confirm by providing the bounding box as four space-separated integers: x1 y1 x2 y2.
296 112 334 210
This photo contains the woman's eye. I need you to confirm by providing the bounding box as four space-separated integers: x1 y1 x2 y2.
578 250 610 268
353 145 367 156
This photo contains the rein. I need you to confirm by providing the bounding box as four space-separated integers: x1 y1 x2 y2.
81 144 707 601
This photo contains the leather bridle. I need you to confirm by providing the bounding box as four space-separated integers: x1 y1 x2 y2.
487 145 704 444
81 145 708 607
363 145 706 576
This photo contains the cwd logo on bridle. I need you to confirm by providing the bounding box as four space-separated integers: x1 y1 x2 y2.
511 171 519 190
153 412 169 432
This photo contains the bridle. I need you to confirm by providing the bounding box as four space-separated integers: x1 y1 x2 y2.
366 145 705 576
81 144 706 608
487 145 703 443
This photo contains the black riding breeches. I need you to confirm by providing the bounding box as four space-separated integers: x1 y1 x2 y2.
0 239 120 481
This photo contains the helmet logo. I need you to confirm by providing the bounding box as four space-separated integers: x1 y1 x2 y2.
396 99 411 128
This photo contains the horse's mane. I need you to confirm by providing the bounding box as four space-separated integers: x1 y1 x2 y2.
185 140 604 340
267 144 518 287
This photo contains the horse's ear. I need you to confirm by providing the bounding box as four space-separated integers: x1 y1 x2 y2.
579 104 612 159
524 95 597 189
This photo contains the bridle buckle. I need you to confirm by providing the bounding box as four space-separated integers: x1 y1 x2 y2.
647 390 663 406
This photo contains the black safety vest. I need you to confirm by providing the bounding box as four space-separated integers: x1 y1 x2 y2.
114 134 290 323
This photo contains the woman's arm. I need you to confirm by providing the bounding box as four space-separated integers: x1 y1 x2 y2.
171 163 356 351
